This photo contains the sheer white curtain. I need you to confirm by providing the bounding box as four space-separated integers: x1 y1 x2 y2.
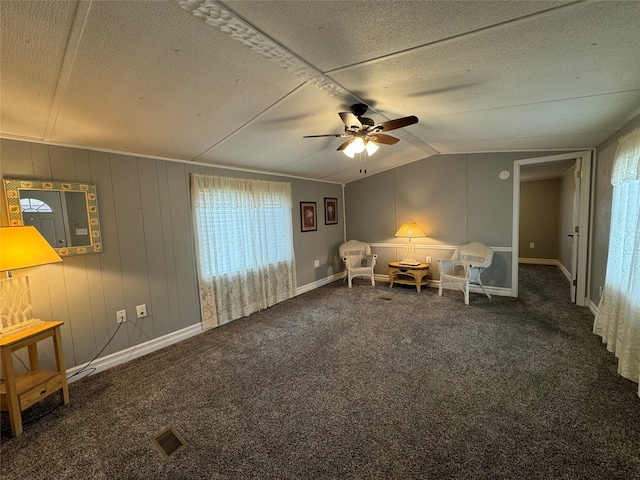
593 127 640 396
191 174 296 328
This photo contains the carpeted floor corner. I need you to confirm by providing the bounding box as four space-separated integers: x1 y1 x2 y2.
1 265 639 479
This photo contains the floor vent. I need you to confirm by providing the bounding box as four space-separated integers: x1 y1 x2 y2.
151 427 188 459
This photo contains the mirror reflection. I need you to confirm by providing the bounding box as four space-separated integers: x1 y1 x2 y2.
4 179 103 256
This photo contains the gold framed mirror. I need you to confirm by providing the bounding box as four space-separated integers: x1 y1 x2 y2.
4 179 103 256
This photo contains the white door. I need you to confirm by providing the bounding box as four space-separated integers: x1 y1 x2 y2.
569 158 581 302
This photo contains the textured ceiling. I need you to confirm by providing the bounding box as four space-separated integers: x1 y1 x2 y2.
1 0 639 184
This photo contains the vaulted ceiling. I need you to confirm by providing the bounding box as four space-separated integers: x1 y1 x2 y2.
2 1 639 183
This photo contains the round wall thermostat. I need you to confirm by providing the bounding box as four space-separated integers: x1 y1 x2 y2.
499 170 511 180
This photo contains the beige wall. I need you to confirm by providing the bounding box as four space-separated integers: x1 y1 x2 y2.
0 139 344 369
519 178 560 260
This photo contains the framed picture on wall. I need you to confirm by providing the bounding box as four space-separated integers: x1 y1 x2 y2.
300 202 317 232
324 197 338 225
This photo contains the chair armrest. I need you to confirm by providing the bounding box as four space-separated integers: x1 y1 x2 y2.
468 263 487 269
438 259 459 275
362 254 376 267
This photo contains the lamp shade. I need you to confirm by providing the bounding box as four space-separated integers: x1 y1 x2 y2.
365 141 379 156
395 221 426 238
0 226 62 272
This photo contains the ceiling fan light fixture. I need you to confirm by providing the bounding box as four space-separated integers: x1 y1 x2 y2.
307 103 418 162
343 138 365 158
365 141 379 156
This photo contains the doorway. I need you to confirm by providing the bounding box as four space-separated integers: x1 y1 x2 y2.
511 151 592 306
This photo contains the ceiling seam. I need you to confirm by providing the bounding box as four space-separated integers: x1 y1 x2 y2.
325 1 588 75
190 84 308 162
44 0 93 142
418 89 640 120
174 0 438 157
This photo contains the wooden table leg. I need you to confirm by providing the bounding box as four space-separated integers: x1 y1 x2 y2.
52 326 69 405
1 344 23 436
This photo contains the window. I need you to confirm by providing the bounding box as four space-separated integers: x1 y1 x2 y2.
197 205 292 277
20 198 53 212
593 126 640 396
191 174 296 328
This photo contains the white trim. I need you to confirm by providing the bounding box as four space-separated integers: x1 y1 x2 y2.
295 272 345 296
66 323 203 383
68 268 522 382
588 298 598 317
369 243 512 252
557 261 571 283
576 152 592 307
67 275 346 382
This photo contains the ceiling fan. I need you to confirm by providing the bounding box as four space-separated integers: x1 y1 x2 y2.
303 103 418 158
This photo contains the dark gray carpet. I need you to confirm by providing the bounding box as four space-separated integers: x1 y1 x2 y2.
2 265 639 479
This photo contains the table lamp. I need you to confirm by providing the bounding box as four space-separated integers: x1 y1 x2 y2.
0 226 62 337
395 221 426 266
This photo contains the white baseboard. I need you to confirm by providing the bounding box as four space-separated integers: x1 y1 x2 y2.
67 275 346 382
588 298 598 316
66 323 203 383
67 271 516 382
557 263 571 282
295 272 345 296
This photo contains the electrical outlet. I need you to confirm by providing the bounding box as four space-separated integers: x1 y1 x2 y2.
529 242 535 248
314 259 320 268
426 256 432 264
136 304 147 319
116 310 127 323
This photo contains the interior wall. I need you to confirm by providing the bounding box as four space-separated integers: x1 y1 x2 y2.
344 151 565 290
590 112 640 305
519 178 560 260
0 138 344 370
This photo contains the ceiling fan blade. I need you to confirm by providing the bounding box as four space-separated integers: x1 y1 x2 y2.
337 138 354 151
373 115 418 132
339 112 362 132
369 134 399 145
303 134 349 138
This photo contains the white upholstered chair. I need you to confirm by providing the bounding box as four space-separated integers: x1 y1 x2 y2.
339 240 377 288
438 242 493 305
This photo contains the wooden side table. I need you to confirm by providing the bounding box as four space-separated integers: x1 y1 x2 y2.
388 262 430 292
0 321 69 436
